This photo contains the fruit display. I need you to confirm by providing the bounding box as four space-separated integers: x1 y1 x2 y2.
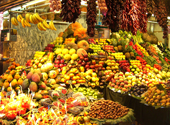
128 84 148 97
73 87 102 99
141 85 170 108
88 99 135 124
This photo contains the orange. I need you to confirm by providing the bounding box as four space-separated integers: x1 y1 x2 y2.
14 73 20 80
3 80 9 88
11 79 17 87
10 70 15 76
7 75 13 82
17 78 23 85
7 87 12 92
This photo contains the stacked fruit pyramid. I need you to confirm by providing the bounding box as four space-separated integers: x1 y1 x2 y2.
1 22 170 123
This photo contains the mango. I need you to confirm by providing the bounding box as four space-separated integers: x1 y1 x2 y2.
22 79 29 90
32 73 40 83
29 82 38 92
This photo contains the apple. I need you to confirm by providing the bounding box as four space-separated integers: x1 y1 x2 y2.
98 64 103 68
54 64 59 68
84 58 89 62
86 68 90 71
59 64 64 68
90 65 95 69
85 65 90 68
80 56 84 60
114 76 119 80
92 60 96 65
81 62 86 66
60 59 65 64
64 64 67 66
120 82 124 86
57 55 61 60
86 62 91 65
116 82 120 85
102 68 105 70
84 55 88 58
124 81 128 84
55 60 60 64
111 84 115 87
114 85 118 88
78 60 82 64
119 78 124 82
99 61 104 65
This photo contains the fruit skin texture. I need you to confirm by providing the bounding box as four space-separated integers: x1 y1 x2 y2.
27 72 34 80
32 73 40 83
77 40 89 51
22 79 30 90
77 48 87 57
29 82 38 92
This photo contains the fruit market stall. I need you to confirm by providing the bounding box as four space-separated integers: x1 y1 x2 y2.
1 0 170 124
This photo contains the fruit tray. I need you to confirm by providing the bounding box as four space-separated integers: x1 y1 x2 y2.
89 108 135 125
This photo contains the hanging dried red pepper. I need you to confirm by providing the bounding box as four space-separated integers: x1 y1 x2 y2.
86 0 97 37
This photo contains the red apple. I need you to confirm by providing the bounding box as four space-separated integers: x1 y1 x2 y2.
78 60 82 64
120 82 124 86
83 55 88 58
81 62 86 66
57 55 61 60
90 65 95 69
85 65 90 68
99 64 103 68
86 62 91 65
92 60 96 65
55 60 60 64
84 58 89 62
64 64 67 66
99 61 104 65
116 82 120 85
111 84 115 87
124 81 128 84
102 67 105 70
59 64 64 68
60 59 65 64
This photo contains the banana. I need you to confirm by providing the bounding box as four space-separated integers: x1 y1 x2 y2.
21 18 25 28
42 20 50 29
11 17 18 26
34 13 43 22
33 14 39 24
24 19 31 27
39 22 46 31
17 15 23 22
29 15 34 24
49 20 57 31
25 13 31 22
37 23 44 31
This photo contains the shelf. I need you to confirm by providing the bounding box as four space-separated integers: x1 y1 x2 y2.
46 20 70 25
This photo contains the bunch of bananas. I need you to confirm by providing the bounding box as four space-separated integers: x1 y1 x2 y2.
21 18 31 28
17 15 23 22
34 51 45 59
29 13 43 24
11 17 18 26
49 20 57 31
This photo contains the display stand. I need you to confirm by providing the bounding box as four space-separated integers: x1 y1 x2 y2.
104 87 170 125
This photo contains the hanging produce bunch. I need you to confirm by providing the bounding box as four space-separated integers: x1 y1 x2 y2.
60 0 81 23
11 13 57 31
146 0 156 18
138 0 147 33
121 0 147 35
86 0 97 37
105 0 125 32
49 0 62 12
154 0 168 38
97 0 108 14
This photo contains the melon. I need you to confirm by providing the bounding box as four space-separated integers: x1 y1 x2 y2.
77 48 87 57
77 40 89 51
